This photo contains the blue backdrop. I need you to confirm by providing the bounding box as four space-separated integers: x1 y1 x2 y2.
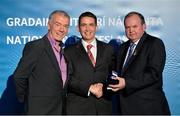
0 0 180 114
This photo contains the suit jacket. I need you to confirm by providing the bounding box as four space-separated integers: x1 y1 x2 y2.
116 32 170 114
13 35 68 114
65 39 114 115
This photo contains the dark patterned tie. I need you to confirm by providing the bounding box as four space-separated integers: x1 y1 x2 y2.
59 41 66 85
87 44 96 67
123 42 135 68
59 41 64 60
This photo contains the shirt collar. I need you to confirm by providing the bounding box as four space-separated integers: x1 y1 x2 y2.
131 38 140 46
47 33 60 52
82 38 97 50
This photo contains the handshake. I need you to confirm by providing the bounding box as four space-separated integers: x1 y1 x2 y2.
89 71 126 98
88 72 117 98
89 83 103 98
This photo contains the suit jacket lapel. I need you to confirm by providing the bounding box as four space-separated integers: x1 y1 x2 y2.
43 36 61 76
75 42 94 67
63 53 69 86
120 42 130 75
122 33 147 75
95 40 104 67
76 39 103 68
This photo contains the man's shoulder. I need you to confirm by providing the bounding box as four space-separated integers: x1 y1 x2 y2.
120 40 129 48
26 36 46 47
145 34 164 45
97 40 114 48
23 36 47 53
27 36 45 44
65 42 79 52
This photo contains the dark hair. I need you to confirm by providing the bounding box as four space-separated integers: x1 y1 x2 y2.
124 11 145 25
48 10 70 21
78 11 97 26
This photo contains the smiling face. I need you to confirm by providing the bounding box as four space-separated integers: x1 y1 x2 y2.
124 14 146 43
78 16 97 43
48 13 70 41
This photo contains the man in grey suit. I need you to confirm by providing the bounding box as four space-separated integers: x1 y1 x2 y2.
13 10 70 114
109 11 170 114
65 11 114 115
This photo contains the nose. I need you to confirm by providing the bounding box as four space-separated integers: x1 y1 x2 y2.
59 25 65 32
129 27 133 33
85 25 90 31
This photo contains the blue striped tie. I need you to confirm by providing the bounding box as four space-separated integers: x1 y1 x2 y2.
123 43 135 68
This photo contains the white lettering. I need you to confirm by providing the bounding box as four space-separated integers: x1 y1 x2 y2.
6 18 48 26
6 18 13 26
6 35 41 44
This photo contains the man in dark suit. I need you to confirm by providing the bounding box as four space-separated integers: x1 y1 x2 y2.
109 11 170 114
13 10 70 114
65 11 114 115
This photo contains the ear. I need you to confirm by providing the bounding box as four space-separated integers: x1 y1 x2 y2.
96 25 98 32
48 21 51 30
143 23 146 30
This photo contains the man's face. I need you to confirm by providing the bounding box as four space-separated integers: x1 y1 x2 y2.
124 14 146 43
78 16 97 43
48 13 70 41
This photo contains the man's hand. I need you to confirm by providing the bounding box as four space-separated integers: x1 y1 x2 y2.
89 83 103 98
108 77 126 92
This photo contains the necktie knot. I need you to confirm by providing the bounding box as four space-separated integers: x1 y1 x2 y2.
59 41 64 48
129 42 135 50
128 42 136 58
87 44 93 50
59 41 64 60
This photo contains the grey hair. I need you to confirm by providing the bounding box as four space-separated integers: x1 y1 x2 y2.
48 10 70 21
